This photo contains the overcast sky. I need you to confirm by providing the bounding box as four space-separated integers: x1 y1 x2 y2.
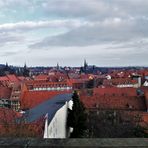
0 0 148 67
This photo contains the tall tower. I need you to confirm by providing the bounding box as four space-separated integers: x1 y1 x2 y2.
5 62 9 70
24 62 27 69
6 62 8 68
57 62 60 70
84 59 88 73
84 59 88 67
23 62 29 77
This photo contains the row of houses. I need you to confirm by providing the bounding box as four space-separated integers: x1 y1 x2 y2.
1 67 148 138
0 73 78 138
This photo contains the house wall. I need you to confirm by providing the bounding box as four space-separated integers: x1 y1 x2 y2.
44 100 73 138
143 81 148 87
117 83 139 88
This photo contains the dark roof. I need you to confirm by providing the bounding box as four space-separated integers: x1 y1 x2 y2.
25 93 72 123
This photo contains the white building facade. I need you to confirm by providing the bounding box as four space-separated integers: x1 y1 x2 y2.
44 100 73 138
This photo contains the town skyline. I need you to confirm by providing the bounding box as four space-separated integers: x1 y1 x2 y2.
1 61 148 68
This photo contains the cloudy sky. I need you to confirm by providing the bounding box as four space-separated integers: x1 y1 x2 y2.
0 0 148 66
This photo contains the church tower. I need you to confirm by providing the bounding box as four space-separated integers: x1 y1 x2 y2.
84 59 88 73
57 62 60 70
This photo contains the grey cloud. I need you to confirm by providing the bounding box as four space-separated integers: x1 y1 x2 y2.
0 33 24 46
0 51 18 57
110 0 148 16
42 0 109 18
1 0 148 66
0 20 88 33
41 0 148 20
0 0 31 8
29 17 148 48
29 0 148 48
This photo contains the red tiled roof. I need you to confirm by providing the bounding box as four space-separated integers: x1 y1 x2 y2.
0 108 21 123
103 78 137 86
93 87 137 97
144 90 148 110
21 90 71 109
0 76 9 81
79 88 146 111
25 80 71 90
0 87 12 99
142 112 148 123
0 75 19 87
6 74 19 82
18 76 26 81
81 95 146 111
67 79 87 85
34 74 49 81
0 108 43 137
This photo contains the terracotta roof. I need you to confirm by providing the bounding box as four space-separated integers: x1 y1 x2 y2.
24 80 71 90
93 87 137 97
6 74 19 82
34 74 49 81
21 90 72 109
0 108 21 123
0 87 12 99
25 93 72 123
142 112 148 124
103 78 137 86
0 108 41 137
81 95 146 111
18 76 26 81
0 76 9 81
79 88 146 111
0 75 19 87
144 90 148 110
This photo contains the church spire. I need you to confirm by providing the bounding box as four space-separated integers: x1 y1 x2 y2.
6 62 8 67
84 59 88 67
23 62 29 77
57 62 59 70
84 59 88 73
24 62 27 69
84 59 88 68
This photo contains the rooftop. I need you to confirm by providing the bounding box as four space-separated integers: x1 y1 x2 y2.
21 90 72 109
24 93 72 123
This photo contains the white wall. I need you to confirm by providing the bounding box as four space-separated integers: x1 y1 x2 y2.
44 100 72 138
143 81 148 86
117 83 139 88
32 87 72 91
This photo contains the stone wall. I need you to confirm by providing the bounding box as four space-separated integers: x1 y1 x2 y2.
0 138 148 148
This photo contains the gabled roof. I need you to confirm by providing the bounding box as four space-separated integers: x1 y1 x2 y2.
34 74 49 81
93 87 137 97
0 76 9 81
21 90 72 109
80 88 146 111
18 76 26 81
103 78 137 86
25 93 72 123
6 74 19 82
0 75 19 84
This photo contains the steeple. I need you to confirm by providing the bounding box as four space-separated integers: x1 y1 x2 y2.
84 59 88 68
5 62 9 70
84 59 88 70
57 62 59 70
23 62 29 77
6 62 8 67
24 62 27 69
83 59 88 74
